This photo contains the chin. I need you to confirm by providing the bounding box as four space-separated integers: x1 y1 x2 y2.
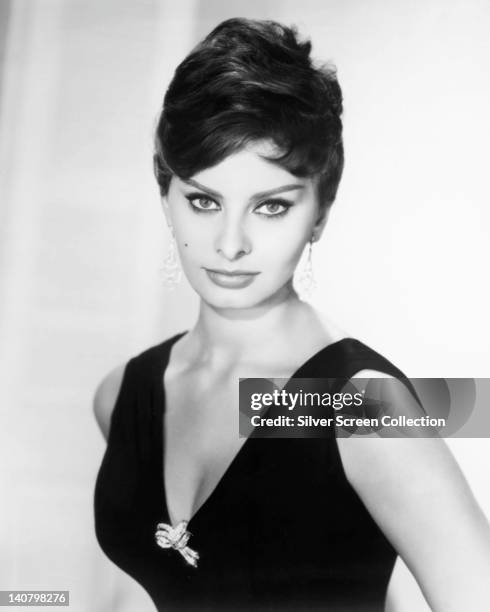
198 282 292 311
202 289 264 310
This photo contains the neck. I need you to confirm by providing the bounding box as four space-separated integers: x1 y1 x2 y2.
186 282 315 365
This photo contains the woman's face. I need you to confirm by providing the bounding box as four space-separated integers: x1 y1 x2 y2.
162 141 327 309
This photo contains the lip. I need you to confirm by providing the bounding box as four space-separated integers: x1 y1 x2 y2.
206 268 260 276
204 268 260 289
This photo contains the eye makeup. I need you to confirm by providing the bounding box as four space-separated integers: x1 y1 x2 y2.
184 192 294 218
184 193 220 213
254 198 293 218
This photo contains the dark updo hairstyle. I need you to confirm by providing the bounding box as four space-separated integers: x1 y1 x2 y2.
154 18 344 209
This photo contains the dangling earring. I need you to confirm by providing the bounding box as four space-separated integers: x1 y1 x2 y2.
295 238 316 299
162 231 182 289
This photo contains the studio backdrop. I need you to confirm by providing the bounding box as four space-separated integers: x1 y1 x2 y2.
1 1 489 611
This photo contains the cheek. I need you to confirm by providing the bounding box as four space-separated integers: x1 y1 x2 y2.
176 239 202 268
173 218 207 261
259 224 310 270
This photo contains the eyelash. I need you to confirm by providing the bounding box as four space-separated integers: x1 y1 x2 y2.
184 194 293 219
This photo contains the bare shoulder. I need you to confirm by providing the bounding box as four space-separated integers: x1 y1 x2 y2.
336 368 437 499
337 368 423 489
93 363 127 441
336 369 490 609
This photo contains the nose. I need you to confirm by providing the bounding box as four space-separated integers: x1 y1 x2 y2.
214 215 252 261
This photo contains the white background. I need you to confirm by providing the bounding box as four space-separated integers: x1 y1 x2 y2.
1 1 489 610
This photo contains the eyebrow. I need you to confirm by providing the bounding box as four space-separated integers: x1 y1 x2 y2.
182 178 305 200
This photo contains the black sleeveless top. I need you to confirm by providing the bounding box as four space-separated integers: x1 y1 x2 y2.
94 333 415 611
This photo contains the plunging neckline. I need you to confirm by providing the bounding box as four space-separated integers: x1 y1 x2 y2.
156 331 355 529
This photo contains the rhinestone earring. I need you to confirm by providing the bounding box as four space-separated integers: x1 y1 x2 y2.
295 238 316 299
162 231 182 289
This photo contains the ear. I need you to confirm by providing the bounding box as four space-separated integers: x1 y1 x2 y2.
311 205 330 242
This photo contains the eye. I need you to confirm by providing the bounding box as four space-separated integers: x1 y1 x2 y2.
254 199 292 217
185 194 220 213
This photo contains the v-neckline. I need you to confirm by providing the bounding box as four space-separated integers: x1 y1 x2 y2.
156 331 356 529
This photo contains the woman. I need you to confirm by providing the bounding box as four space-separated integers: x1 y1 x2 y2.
93 18 490 611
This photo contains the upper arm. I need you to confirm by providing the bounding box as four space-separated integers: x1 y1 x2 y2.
337 370 490 611
93 363 126 441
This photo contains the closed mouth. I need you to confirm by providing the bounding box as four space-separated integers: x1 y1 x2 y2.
205 268 260 276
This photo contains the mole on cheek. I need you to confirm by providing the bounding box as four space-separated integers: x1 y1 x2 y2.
184 243 188 247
